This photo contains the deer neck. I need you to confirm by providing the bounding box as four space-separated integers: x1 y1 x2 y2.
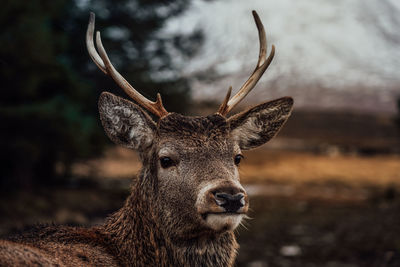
102 166 166 265
103 167 238 266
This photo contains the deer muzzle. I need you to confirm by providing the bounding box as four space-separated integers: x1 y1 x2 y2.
196 181 249 231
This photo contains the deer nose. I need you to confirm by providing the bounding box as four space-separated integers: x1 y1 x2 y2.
214 192 245 213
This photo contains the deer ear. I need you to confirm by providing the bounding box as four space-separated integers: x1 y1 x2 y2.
98 92 156 151
228 97 293 150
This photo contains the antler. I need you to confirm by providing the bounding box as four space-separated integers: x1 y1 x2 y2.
217 11 275 116
86 12 168 118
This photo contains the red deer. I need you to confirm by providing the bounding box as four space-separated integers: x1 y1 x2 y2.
0 11 293 266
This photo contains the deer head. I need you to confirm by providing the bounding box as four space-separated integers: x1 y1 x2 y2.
86 11 293 241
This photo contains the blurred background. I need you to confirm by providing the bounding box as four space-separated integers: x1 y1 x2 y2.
1 0 399 266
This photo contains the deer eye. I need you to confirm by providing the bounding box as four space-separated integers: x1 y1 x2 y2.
160 157 175 168
234 154 243 165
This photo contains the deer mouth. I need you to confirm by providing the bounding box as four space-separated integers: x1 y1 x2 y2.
201 212 245 231
201 211 246 220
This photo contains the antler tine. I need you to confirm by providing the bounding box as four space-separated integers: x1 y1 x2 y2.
217 86 232 115
218 11 275 116
86 13 107 74
86 12 168 118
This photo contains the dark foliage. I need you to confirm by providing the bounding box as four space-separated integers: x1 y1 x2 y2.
0 0 200 188
396 97 400 132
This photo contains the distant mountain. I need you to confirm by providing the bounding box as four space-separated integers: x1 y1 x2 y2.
159 0 400 114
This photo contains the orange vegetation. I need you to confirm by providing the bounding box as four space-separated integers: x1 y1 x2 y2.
72 147 400 188
240 149 400 187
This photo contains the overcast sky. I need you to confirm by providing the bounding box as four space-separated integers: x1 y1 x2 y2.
159 0 400 113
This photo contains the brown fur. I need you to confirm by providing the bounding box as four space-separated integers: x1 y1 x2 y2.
0 92 293 266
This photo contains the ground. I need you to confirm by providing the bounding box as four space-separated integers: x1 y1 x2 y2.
1 146 399 266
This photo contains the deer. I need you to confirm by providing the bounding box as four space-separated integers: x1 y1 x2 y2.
0 10 293 266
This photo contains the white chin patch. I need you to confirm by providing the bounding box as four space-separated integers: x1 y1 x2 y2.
205 214 243 231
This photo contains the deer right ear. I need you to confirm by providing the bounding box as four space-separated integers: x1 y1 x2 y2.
228 97 293 150
98 92 156 151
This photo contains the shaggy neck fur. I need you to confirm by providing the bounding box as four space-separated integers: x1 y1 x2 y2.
102 157 238 267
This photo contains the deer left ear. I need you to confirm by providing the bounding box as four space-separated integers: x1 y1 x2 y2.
228 97 293 150
98 92 156 151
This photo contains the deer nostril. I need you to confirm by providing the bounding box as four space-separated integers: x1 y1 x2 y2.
214 192 245 212
240 196 246 206
214 193 228 206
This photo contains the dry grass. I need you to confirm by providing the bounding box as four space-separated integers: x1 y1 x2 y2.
72 146 400 188
73 147 141 179
240 149 400 187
